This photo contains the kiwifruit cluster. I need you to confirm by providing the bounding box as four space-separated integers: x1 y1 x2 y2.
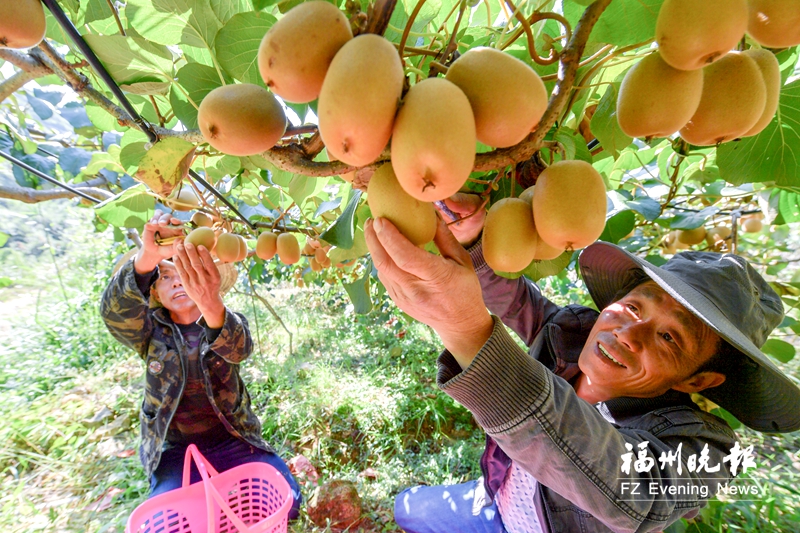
616 0 794 146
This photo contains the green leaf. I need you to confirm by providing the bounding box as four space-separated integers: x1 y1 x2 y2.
564 0 664 47
564 0 664 46
215 12 276 85
343 264 373 315
94 183 155 230
709 407 742 431
590 82 632 159
320 189 362 249
126 0 222 49
761 338 796 363
668 206 718 230
134 138 197 196
626 197 661 221
600 210 635 244
717 80 800 187
0 232 9 247
0 277 12 288
170 63 226 130
778 190 800 223
210 0 252 23
119 130 150 175
82 34 174 88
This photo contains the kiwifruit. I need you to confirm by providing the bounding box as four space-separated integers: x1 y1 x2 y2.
191 212 213 228
741 49 781 137
318 34 404 166
367 163 438 246
742 218 763 233
216 233 243 263
309 257 322 272
257 232 278 260
235 235 248 262
680 52 767 146
517 186 564 260
198 84 287 156
0 0 46 49
166 187 200 211
747 0 800 48
185 227 216 251
277 233 301 264
532 160 607 250
257 1 353 103
706 225 731 250
677 227 707 245
391 78 476 202
314 248 327 264
656 0 748 71
483 198 538 272
445 47 547 148
518 186 536 205
617 51 704 138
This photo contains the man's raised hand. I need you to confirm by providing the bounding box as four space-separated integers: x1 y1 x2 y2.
365 215 493 369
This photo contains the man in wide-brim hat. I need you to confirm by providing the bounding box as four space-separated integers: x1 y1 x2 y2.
365 193 800 533
101 210 301 515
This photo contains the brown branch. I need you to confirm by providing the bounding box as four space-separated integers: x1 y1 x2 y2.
0 70 38 102
36 40 87 90
0 49 48 73
0 176 112 203
105 0 127 36
365 0 398 35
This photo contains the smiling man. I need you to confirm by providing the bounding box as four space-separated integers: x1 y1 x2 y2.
100 210 301 515
365 193 800 533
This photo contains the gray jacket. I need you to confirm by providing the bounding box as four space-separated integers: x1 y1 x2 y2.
436 245 738 533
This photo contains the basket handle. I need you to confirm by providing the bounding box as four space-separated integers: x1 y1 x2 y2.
182 444 220 487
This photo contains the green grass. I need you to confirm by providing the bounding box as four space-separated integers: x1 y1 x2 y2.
1 199 799 532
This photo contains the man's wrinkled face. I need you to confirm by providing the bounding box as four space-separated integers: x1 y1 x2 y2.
578 281 720 399
152 262 197 314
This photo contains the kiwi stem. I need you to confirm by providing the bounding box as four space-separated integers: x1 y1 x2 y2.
398 0 430 67
439 0 467 65
104 0 127 36
149 96 167 128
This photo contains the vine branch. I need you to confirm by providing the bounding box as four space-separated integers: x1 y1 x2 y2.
0 176 111 203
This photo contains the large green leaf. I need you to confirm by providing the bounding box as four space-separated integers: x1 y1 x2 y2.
94 183 155 230
320 189 362 249
215 12 276 85
126 0 222 49
82 34 174 88
564 0 663 47
717 80 800 187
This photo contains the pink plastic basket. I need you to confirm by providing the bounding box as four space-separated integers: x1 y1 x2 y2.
126 444 292 533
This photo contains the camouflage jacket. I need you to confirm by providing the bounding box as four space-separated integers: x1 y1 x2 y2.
100 259 273 477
